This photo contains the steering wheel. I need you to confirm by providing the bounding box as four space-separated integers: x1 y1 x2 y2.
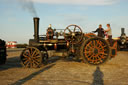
64 24 83 44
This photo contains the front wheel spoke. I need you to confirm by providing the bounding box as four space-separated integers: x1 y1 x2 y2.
23 59 30 64
32 61 34 67
33 52 40 57
30 48 33 55
30 48 33 54
32 62 36 67
25 62 30 67
33 57 41 62
23 54 29 58
28 49 31 57
32 56 41 59
30 60 34 67
24 51 29 56
32 50 37 57
23 57 29 60
33 59 40 65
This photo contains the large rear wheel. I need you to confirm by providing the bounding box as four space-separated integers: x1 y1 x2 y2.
80 37 110 65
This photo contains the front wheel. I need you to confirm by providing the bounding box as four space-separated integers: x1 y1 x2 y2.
80 37 110 65
20 47 42 68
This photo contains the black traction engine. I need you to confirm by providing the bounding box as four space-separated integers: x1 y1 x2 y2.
20 17 117 68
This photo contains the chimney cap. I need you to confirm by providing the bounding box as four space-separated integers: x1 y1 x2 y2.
33 17 40 19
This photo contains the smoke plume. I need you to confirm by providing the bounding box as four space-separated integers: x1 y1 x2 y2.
19 0 37 17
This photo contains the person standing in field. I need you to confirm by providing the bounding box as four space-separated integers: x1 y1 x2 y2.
105 24 113 46
92 24 105 38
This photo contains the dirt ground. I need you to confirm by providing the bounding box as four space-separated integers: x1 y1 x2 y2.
0 48 128 85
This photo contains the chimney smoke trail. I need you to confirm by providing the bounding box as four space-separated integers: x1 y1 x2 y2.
19 0 37 17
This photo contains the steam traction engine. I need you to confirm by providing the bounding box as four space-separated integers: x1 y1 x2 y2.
20 17 117 68
0 39 6 65
117 28 128 50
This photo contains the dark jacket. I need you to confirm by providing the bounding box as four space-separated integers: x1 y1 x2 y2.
93 28 105 38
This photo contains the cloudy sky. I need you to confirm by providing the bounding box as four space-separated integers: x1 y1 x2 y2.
0 0 128 43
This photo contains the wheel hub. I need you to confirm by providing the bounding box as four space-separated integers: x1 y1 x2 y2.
94 48 98 54
71 33 75 36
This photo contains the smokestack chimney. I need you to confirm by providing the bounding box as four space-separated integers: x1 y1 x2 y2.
33 17 40 42
121 28 125 35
